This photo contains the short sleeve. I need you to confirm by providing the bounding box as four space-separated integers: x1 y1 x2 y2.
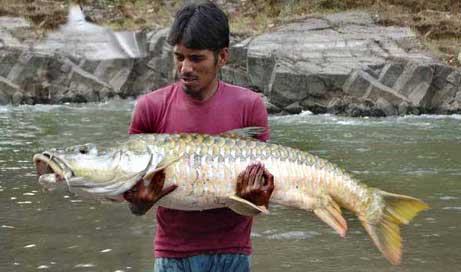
250 95 270 142
128 96 150 135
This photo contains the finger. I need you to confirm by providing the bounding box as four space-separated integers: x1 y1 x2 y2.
149 171 165 187
123 190 134 202
243 164 252 184
240 164 253 192
236 171 244 193
262 167 275 192
248 163 261 187
254 164 264 188
155 184 178 203
160 184 178 197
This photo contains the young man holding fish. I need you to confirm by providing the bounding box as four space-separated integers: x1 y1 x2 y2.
124 2 274 271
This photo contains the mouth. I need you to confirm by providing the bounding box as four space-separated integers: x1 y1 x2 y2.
181 76 199 85
33 152 74 187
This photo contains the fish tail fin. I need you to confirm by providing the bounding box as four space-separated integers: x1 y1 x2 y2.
360 191 430 265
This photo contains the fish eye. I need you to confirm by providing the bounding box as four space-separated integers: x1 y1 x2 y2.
78 145 88 154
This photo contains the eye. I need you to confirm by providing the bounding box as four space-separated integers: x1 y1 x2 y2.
78 145 88 154
175 54 185 62
190 55 204 63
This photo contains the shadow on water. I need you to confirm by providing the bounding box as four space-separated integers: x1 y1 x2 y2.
1 103 460 271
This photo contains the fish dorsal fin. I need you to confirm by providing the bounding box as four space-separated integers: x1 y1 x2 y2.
313 196 348 238
226 195 269 216
142 155 183 185
220 127 266 139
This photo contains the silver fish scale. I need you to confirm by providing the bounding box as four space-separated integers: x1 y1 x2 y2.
144 134 325 171
126 134 386 228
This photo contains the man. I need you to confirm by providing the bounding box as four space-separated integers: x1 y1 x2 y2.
124 2 274 271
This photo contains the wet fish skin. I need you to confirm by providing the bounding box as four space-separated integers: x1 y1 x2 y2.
33 130 429 265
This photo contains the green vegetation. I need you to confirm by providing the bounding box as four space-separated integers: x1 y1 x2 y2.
0 0 459 66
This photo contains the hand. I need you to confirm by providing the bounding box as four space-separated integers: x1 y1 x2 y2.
236 163 274 208
123 170 177 216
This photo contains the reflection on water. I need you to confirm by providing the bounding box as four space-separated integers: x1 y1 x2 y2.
1 102 460 271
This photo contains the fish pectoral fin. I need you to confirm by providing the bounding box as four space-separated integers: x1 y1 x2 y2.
226 195 269 216
143 155 182 184
220 127 266 139
82 171 146 196
313 198 347 238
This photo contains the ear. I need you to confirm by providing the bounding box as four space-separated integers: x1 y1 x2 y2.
217 47 229 67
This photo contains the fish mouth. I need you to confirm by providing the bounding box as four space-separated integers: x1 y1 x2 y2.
33 152 74 184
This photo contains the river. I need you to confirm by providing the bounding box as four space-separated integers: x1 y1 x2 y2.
1 100 460 271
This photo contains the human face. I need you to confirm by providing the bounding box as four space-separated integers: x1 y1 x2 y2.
174 43 229 101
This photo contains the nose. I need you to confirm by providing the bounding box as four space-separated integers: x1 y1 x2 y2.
180 59 194 75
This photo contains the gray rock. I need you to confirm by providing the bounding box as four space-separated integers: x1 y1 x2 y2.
242 11 457 115
327 97 347 114
429 69 460 111
268 60 331 108
345 102 373 117
455 91 461 102
266 102 282 114
67 65 114 102
366 77 409 106
439 100 461 114
92 59 134 91
447 70 461 86
398 101 409 115
0 49 21 78
284 101 303 114
229 37 251 67
300 97 328 114
0 17 32 49
378 62 406 88
343 71 373 98
391 62 433 106
220 65 250 88
6 52 49 86
376 97 398 116
246 50 276 94
1 8 460 115
33 5 147 60
0 76 22 105
121 28 174 97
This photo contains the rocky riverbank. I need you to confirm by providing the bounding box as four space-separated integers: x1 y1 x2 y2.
0 4 460 116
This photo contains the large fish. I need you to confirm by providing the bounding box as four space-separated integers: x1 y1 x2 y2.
33 128 429 265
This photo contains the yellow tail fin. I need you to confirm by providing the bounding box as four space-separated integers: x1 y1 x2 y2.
360 191 429 265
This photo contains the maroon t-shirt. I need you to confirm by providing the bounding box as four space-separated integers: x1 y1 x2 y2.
128 81 269 258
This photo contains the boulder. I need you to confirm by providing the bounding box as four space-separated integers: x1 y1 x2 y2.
429 69 461 113
284 101 303 114
0 5 145 104
220 65 251 89
1 8 461 115
242 11 460 115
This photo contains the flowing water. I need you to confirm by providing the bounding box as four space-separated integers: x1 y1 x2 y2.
1 101 460 272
